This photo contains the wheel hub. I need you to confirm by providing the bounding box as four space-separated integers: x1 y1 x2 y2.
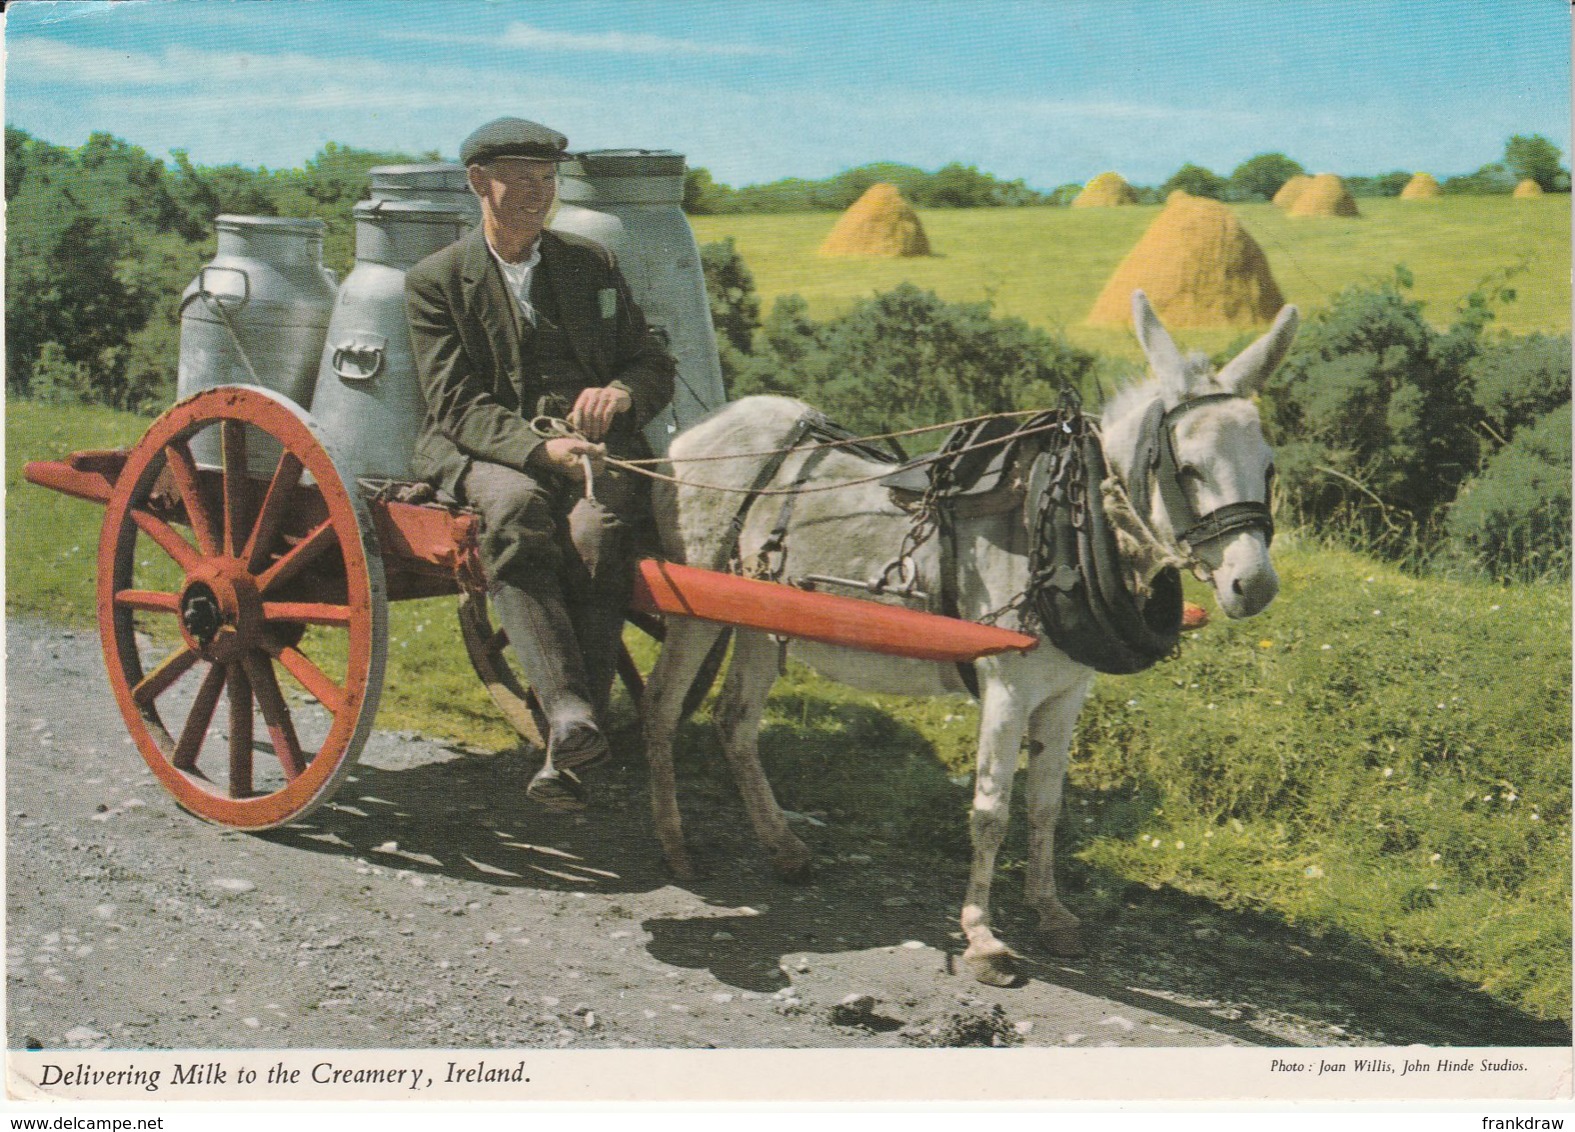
180 583 222 645
177 560 262 663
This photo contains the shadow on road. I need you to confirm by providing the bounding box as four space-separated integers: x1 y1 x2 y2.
259 717 1570 1050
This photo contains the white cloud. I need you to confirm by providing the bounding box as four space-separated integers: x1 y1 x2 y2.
383 21 785 58
8 36 181 86
499 22 783 57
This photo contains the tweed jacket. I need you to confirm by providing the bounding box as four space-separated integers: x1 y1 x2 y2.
404 226 676 500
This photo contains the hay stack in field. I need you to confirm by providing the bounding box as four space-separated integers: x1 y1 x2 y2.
1288 173 1359 217
1400 172 1442 199
1072 171 1138 207
1514 179 1545 198
1272 173 1312 209
817 183 931 257
1087 192 1284 328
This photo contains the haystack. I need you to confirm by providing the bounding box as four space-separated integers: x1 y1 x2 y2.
1287 173 1359 217
1072 171 1138 208
1272 173 1312 209
1514 178 1544 198
818 183 931 257
1399 172 1442 200
1087 192 1284 328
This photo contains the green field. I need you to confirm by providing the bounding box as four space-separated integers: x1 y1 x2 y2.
7 397 1570 1027
692 195 1571 363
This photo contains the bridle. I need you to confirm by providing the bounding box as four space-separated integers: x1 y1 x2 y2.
1126 392 1275 566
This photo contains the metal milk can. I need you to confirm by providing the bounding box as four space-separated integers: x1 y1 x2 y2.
368 163 480 226
549 150 727 454
308 199 472 483
177 215 338 473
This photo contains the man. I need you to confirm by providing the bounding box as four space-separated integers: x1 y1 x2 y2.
405 117 675 807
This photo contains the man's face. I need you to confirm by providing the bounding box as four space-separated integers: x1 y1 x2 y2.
469 158 557 239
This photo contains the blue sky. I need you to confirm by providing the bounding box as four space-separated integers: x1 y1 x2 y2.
6 0 1569 188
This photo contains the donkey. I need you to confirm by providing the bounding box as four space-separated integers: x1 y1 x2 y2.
640 291 1299 985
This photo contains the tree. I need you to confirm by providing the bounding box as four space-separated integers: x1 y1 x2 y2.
699 237 760 390
1505 134 1567 192
1228 153 1304 202
1159 163 1228 200
683 166 730 214
1444 162 1517 195
1346 171 1411 198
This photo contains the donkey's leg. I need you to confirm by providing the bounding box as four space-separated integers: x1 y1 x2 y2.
711 629 812 881
1022 675 1095 958
960 673 1031 986
641 619 729 880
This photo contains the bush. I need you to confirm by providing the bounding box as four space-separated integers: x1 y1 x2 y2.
1444 403 1571 581
733 284 1097 434
1262 270 1483 549
699 237 761 392
1469 333 1571 443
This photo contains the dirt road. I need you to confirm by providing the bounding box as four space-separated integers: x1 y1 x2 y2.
6 617 1559 1053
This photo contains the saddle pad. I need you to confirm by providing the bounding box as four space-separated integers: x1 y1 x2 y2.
881 416 1025 499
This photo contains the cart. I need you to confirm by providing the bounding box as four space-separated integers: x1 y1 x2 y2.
23 384 1037 832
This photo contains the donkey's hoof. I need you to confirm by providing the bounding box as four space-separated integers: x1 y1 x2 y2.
1037 912 1085 959
663 851 706 882
772 841 814 884
962 943 1021 988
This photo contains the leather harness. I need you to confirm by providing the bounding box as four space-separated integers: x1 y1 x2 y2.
1126 393 1275 554
714 393 1272 687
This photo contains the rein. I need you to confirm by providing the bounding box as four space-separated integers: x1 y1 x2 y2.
1126 392 1275 558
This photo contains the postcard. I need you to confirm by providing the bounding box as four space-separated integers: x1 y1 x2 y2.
4 0 1570 1119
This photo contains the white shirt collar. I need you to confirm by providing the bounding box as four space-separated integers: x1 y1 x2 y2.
486 235 541 272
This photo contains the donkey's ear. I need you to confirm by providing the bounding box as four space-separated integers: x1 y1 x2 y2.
1132 290 1187 393
1217 304 1300 393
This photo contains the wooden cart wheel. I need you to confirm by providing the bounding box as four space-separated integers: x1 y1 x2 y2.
456 595 723 748
97 385 387 830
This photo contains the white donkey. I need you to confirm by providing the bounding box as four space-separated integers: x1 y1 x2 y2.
640 291 1299 985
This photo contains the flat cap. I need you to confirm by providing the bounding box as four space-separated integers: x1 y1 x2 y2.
459 117 569 166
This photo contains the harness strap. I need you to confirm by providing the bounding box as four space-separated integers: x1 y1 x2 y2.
723 413 823 572
755 442 840 578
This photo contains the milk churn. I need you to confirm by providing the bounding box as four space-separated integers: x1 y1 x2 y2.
307 199 472 483
367 163 480 226
549 150 727 454
177 215 337 473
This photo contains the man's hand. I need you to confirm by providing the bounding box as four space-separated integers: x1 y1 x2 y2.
568 385 632 441
533 436 606 480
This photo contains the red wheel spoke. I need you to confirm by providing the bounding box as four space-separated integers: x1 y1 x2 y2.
242 451 304 573
261 601 352 627
221 421 251 558
255 520 336 595
163 441 219 557
226 663 254 797
242 652 306 781
115 589 181 615
131 644 200 709
130 507 201 573
173 661 228 771
268 642 347 716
